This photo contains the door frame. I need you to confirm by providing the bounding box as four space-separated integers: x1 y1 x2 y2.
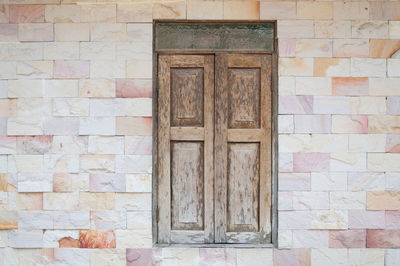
152 20 278 248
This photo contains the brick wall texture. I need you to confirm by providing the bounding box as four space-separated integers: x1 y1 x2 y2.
0 0 400 265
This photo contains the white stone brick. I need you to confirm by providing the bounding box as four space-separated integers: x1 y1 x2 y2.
90 23 128 42
80 155 115 173
115 193 151 211
315 21 351 39
296 77 332 96
351 97 386 115
292 230 329 248
16 61 53 79
43 230 79 248
348 172 385 192
348 249 384 266
91 210 126 230
126 23 152 43
279 77 295 95
126 173 151 193
8 43 43 61
330 192 366 209
311 173 347 191
80 5 116 23
351 58 386 77
116 42 151 61
295 39 332 58
45 5 80 23
389 21 400 39
0 61 16 79
43 192 79 210
368 154 400 171
53 249 90 266
18 173 51 192
313 96 351 114
279 153 293 173
386 172 400 191
12 155 43 173
44 154 79 173
53 211 90 229
278 230 292 249
116 98 152 117
369 78 400 96
0 81 7 98
90 249 126 265
44 42 79 60
349 134 386 152
278 192 292 211
278 20 314 38
127 211 151 230
8 230 43 248
79 117 115 136
331 153 367 172
88 136 124 154
90 60 125 79
126 59 152 79
55 23 90 42
352 20 388 39
79 79 115 98
237 249 273 266
278 115 294 133
312 210 348 230
52 136 87 154
279 211 311 230
53 98 89 117
80 42 116 60
388 59 400 77
8 80 43 98
44 79 79 97
18 211 53 229
292 192 329 210
89 99 117 116
311 249 348 266
116 155 152 174
17 98 51 117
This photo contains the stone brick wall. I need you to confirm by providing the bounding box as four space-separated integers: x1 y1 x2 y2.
0 0 399 265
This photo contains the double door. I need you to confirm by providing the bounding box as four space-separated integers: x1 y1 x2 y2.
157 53 272 244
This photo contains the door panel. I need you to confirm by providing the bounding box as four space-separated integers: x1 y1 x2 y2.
215 54 272 244
157 55 214 244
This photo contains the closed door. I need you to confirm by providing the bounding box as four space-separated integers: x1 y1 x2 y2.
157 53 272 245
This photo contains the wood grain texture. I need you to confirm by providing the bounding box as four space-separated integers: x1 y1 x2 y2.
170 127 205 141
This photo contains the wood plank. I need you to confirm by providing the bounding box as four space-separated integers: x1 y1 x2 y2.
170 127 204 141
170 230 207 244
157 55 171 244
171 55 205 67
215 54 228 243
227 129 262 142
227 54 261 68
203 55 215 243
259 54 272 235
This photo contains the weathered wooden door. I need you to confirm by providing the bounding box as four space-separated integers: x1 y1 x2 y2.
157 53 271 245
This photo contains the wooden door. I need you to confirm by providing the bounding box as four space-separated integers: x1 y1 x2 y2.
215 54 272 243
157 55 215 244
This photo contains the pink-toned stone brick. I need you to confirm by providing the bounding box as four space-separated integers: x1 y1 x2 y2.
54 61 90 79
125 136 152 155
116 79 152 98
278 39 296 57
332 115 368 133
9 4 45 23
279 210 311 230
332 77 368 96
294 115 331 133
279 173 311 191
89 174 125 192
329 230 366 248
126 248 154 266
387 135 400 153
314 58 349 77
273 249 310 266
293 153 330 172
279 58 313 76
18 23 53 42
348 172 385 191
367 229 400 248
278 20 314 39
386 211 400 229
16 136 52 155
79 230 115 248
199 248 236 266
296 39 332 58
116 117 152 136
0 24 18 42
333 39 369 58
297 2 333 20
387 97 400 115
348 210 385 229
279 96 313 115
43 117 79 135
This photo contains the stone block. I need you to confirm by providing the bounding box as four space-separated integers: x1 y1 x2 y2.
188 1 223 20
18 23 53 42
91 211 126 230
333 39 369 58
314 58 349 77
80 154 115 173
388 59 400 77
330 152 366 172
293 153 330 172
18 173 51 192
312 210 348 230
296 77 331 95
53 98 89 117
88 136 124 155
55 23 89 41
292 230 329 248
311 173 347 192
90 60 125 79
295 115 330 134
79 117 115 136
296 39 332 58
278 20 314 38
44 41 79 60
279 96 313 114
0 211 17 229
279 58 313 77
53 211 90 229
332 77 368 96
370 2 400 20
260 2 296 20
116 79 152 98
116 155 151 174
389 21 400 39
44 79 79 97
386 211 400 229
126 173 151 193
236 249 272 266
279 153 293 173
45 4 80 23
387 134 400 152
279 173 310 191
43 192 79 210
350 58 386 77
79 230 115 248
91 23 128 42
279 210 311 230
153 1 186 19
9 4 44 23
315 20 351 39
369 116 400 134
349 134 385 152
125 136 152 155
80 4 116 23
367 191 400 210
8 79 43 98
79 192 115 210
348 210 385 229
8 230 43 248
367 230 400 248
0 24 18 42
333 1 369 20
278 115 293 134
126 59 152 79
43 117 79 135
352 21 388 39
292 192 329 210
90 173 125 192
370 39 400 58
116 4 152 23
18 211 52 229
79 79 115 98
116 117 152 136
16 60 53 79
330 192 366 210
52 136 87 154
331 115 368 133
348 172 385 191
273 249 310 266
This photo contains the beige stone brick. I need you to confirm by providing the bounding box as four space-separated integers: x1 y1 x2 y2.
296 77 332 96
126 23 152 43
389 21 400 40
52 136 87 155
315 21 351 39
44 42 79 60
0 61 16 79
80 42 115 60
311 173 347 192
333 39 369 58
279 58 313 77
370 39 400 58
116 117 152 136
45 4 80 23
0 211 17 229
44 192 79 210
16 60 53 79
368 154 400 172
0 4 9 23
79 192 115 210
115 193 151 211
0 24 18 42
153 2 186 19
116 4 152 23
161 248 200 266
8 80 43 98
44 79 79 97
126 174 151 193
312 210 348 230
348 249 385 266
311 249 348 265
188 1 223 20
352 21 388 39
279 77 295 95
17 98 51 117
90 249 126 265
117 42 151 61
79 79 115 98
224 1 260 20
297 2 333 20
0 99 17 117
18 23 53 42
126 211 151 229
8 43 43 61
7 117 43 135
88 136 124 155
331 152 367 172
333 1 369 20
388 59 400 77
126 59 152 79
367 191 400 210
237 249 273 266
296 39 332 58
314 58 349 77
55 23 90 42
117 98 152 117
90 23 128 42
350 96 386 115
278 20 314 38
369 78 400 96
330 192 366 210
260 2 296 20
369 115 400 134
351 58 386 77
80 4 116 23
